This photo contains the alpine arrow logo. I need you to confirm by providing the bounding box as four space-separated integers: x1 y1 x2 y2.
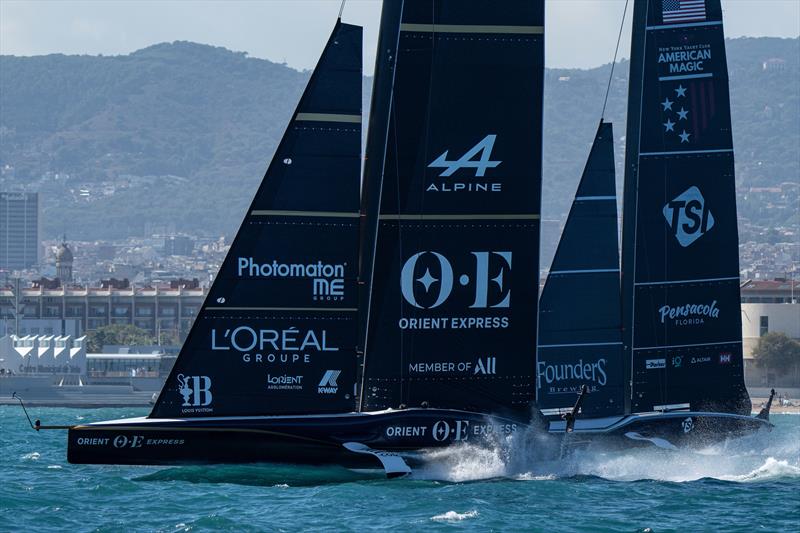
318 369 341 394
428 135 501 177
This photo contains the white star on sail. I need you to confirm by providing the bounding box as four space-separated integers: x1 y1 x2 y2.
677 108 689 120
661 97 674 111
679 130 691 143
416 269 438 292
664 119 675 132
675 85 687 97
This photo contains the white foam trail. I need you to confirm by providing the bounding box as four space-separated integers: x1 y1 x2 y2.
21 452 41 461
413 415 799 484
430 510 478 522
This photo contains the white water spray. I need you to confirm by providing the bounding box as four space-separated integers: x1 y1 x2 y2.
413 415 800 484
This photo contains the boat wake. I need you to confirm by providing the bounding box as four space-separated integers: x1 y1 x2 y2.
412 416 800 484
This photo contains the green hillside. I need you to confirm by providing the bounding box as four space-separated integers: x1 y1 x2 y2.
0 37 797 244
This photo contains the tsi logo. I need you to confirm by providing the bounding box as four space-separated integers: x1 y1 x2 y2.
318 370 341 394
663 186 715 247
427 134 503 193
176 374 212 407
400 251 512 309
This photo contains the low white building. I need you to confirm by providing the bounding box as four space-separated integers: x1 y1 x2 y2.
740 279 800 388
0 334 86 375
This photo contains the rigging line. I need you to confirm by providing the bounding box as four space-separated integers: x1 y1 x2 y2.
338 0 346 19
600 0 630 121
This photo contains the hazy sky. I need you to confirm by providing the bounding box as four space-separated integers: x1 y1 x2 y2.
1 0 798 71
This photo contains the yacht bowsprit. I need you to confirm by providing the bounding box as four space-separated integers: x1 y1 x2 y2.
23 0 771 476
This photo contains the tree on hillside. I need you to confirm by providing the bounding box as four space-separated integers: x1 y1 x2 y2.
85 324 156 353
752 332 800 374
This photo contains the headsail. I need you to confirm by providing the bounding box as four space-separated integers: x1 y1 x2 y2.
621 0 750 414
151 21 363 418
360 1 545 415
537 121 624 417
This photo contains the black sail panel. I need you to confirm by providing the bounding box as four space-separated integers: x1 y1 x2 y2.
622 0 750 414
361 1 545 415
151 22 362 418
537 122 624 417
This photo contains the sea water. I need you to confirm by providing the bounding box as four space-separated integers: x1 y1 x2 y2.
1 406 798 532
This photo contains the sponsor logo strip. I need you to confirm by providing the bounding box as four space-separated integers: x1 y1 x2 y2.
250 210 360 218
400 23 544 34
294 113 361 123
379 214 540 220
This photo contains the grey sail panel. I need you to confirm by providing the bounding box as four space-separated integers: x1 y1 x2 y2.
621 0 750 414
537 122 624 417
151 22 362 418
361 1 545 415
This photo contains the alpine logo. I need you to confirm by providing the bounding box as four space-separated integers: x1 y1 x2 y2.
177 374 213 408
663 186 715 247
318 370 341 394
646 358 666 370
426 135 503 193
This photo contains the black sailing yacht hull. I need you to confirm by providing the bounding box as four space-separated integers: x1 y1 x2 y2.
67 409 522 468
67 408 771 469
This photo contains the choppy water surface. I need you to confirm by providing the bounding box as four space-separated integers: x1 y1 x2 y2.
1 407 798 532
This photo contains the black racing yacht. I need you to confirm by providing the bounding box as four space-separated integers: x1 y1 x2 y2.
63 2 548 476
537 0 772 448
30 0 769 476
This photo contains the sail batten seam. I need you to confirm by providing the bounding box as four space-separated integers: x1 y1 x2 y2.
400 23 543 34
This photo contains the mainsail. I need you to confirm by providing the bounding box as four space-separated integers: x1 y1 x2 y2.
537 121 624 417
621 0 750 414
360 1 545 415
151 21 363 418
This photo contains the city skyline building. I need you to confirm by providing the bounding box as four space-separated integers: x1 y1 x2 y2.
0 192 40 270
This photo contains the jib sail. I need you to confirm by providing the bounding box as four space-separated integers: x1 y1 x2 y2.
360 1 545 415
151 21 363 418
537 121 624 417
621 0 750 414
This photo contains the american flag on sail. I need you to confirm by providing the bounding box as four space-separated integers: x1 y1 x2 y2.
662 0 706 24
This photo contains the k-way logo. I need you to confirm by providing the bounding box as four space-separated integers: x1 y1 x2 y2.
176 374 213 411
663 186 715 247
659 300 720 326
318 370 341 394
427 135 503 193
237 258 346 300
400 251 511 310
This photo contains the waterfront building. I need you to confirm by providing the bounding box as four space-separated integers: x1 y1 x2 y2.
0 281 205 340
0 192 39 270
740 279 800 388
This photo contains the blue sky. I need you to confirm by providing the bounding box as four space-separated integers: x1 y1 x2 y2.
1 1 798 71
